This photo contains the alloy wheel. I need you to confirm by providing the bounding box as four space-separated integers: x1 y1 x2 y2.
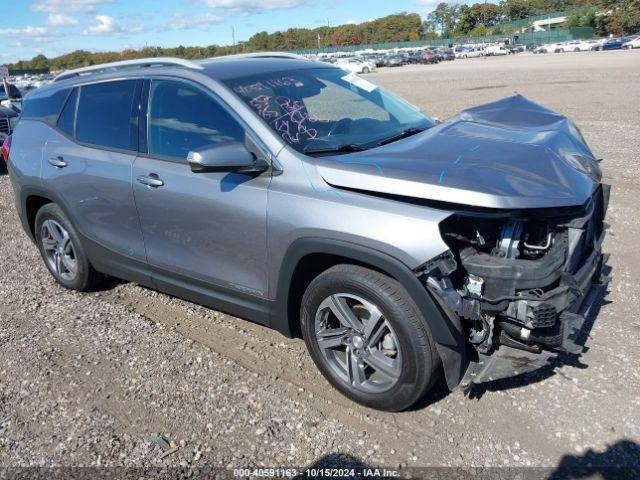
40 219 78 282
313 293 402 393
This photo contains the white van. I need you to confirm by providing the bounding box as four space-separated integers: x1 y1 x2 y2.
485 45 509 56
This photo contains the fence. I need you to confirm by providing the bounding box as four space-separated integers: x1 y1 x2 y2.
8 68 50 75
292 28 594 54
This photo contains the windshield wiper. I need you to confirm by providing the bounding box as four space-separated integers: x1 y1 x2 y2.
376 127 426 147
303 143 368 155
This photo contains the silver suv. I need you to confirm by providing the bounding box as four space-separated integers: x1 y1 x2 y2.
8 55 609 411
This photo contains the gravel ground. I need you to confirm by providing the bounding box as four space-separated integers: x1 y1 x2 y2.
0 50 639 474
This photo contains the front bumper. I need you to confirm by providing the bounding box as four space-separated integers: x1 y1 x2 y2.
459 258 609 388
426 184 611 390
457 183 610 388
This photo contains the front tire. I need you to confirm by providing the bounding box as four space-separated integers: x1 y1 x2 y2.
301 264 440 411
35 203 103 291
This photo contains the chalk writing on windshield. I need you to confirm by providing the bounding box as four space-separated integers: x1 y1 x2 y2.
248 94 329 144
233 76 304 96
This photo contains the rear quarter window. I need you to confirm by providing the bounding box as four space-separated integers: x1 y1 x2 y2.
57 87 78 137
20 88 70 124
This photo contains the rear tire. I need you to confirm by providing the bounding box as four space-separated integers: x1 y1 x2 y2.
362 67 370 74
35 203 103 291
301 264 440 411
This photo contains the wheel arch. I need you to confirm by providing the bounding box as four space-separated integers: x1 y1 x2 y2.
25 194 53 240
272 237 468 389
20 186 73 242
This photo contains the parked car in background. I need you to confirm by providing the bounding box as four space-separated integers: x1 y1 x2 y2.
575 39 601 51
0 83 24 113
0 104 19 139
558 41 581 52
384 54 405 67
485 45 510 56
453 46 468 58
438 48 455 61
0 103 18 172
421 51 439 64
403 50 422 64
454 46 484 58
398 52 412 64
366 54 387 67
529 43 544 54
1 135 10 171
600 38 624 50
540 43 563 53
336 58 376 74
622 36 640 49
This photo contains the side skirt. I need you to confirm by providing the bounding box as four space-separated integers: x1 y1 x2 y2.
81 234 272 328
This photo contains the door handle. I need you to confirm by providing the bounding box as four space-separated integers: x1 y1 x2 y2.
136 174 164 188
48 156 67 168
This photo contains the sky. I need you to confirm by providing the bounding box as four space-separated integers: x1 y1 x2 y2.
0 0 450 64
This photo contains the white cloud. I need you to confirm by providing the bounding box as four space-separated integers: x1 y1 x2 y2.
0 26 48 36
83 15 121 35
31 0 113 13
46 13 79 26
345 19 357 25
82 15 142 35
204 0 313 14
170 12 226 30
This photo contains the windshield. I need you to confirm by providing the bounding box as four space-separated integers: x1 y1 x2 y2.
226 67 434 155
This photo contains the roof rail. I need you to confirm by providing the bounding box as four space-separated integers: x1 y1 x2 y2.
207 52 310 62
54 57 204 82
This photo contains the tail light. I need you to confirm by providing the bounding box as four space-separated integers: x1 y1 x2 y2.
2 136 10 164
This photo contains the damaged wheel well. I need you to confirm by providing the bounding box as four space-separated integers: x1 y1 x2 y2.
285 253 385 338
25 195 53 239
273 238 468 389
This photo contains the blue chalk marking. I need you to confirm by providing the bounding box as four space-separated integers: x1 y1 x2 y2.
438 170 445 184
469 144 480 152
453 154 462 164
298 156 344 200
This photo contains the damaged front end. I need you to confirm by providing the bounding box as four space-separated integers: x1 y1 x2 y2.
420 185 611 388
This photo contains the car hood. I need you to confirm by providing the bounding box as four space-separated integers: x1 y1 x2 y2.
315 95 601 209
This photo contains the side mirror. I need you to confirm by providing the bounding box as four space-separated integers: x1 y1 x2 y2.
187 141 269 174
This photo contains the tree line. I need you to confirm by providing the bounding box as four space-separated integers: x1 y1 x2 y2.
8 0 639 73
423 0 639 38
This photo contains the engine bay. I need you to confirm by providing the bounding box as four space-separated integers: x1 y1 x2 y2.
422 186 609 357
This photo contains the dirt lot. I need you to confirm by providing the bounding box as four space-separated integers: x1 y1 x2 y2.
1 50 639 473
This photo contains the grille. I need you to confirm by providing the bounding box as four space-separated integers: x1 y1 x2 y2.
531 303 557 327
0 117 9 135
531 321 563 347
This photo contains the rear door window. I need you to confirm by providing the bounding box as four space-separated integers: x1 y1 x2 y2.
76 80 138 151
